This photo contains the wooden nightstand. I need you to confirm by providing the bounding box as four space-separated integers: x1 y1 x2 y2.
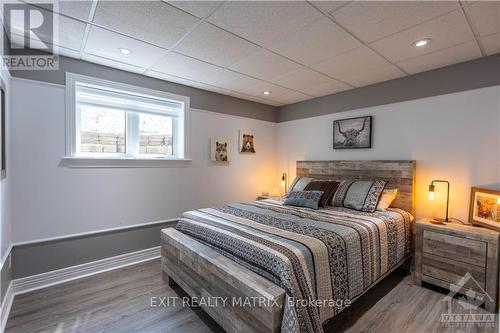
414 218 499 312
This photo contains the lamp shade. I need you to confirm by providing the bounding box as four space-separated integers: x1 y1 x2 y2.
281 173 288 193
428 180 450 222
428 184 435 201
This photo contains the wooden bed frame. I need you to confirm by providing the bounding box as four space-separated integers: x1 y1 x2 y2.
161 160 416 333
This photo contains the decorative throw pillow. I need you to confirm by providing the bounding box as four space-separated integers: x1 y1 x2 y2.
332 180 387 212
376 188 398 211
284 190 324 210
304 181 340 207
288 176 314 193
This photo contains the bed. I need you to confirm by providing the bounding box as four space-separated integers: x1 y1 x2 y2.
161 160 416 333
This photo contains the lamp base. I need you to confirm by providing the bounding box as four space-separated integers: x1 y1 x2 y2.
430 218 448 225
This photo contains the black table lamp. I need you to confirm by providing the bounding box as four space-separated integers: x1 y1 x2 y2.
281 173 288 194
428 180 450 223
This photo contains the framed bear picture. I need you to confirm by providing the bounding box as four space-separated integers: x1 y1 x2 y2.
211 138 231 162
239 130 256 154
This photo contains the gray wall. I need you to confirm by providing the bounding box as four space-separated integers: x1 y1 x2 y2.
1 29 13 305
277 54 500 122
12 221 175 279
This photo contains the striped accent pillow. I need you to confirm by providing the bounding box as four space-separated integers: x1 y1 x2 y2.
332 180 387 212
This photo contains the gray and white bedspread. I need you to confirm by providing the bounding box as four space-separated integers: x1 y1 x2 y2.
176 199 413 333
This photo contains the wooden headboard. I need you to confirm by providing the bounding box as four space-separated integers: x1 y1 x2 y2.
296 160 416 215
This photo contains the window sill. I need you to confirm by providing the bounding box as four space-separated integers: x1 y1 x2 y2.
60 156 192 168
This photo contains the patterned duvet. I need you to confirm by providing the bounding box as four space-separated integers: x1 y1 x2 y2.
176 199 413 333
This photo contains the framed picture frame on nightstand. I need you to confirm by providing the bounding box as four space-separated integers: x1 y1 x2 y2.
469 187 500 232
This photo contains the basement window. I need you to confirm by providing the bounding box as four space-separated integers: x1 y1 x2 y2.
64 73 190 167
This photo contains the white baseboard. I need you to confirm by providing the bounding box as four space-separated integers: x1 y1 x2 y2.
0 282 14 333
0 246 160 332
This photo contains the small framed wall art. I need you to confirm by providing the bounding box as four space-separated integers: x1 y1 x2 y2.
333 116 372 149
210 138 230 162
239 130 256 154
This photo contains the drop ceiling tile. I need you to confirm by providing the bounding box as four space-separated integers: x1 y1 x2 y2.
346 65 405 88
241 81 293 98
167 1 222 18
57 0 93 21
82 53 145 74
192 82 237 95
56 45 81 59
271 90 312 105
84 26 168 68
309 1 351 14
330 1 460 43
174 22 260 67
55 14 87 51
229 49 301 81
398 40 482 74
464 1 500 37
269 17 362 65
370 10 475 63
207 1 323 47
146 70 199 87
311 46 405 87
482 33 500 55
301 80 352 98
230 92 281 106
93 1 199 49
147 71 274 105
7 6 86 51
241 81 310 104
270 67 350 93
151 52 222 82
201 69 261 92
24 0 93 21
147 72 247 100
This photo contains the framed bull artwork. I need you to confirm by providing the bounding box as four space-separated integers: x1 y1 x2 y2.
333 116 372 149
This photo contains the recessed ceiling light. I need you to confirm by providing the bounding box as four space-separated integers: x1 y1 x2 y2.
263 91 271 95
118 48 132 55
414 38 431 47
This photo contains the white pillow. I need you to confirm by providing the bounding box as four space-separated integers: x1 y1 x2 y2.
376 188 398 211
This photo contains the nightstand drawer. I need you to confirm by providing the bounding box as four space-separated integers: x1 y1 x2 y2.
415 218 499 313
422 254 486 292
423 230 487 267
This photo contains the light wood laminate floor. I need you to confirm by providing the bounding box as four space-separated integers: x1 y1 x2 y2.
6 259 498 333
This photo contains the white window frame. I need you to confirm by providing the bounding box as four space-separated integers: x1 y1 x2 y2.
63 73 191 167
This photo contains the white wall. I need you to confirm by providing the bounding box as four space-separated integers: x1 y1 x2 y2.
276 86 500 221
10 77 500 242
0 67 12 264
10 78 277 243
